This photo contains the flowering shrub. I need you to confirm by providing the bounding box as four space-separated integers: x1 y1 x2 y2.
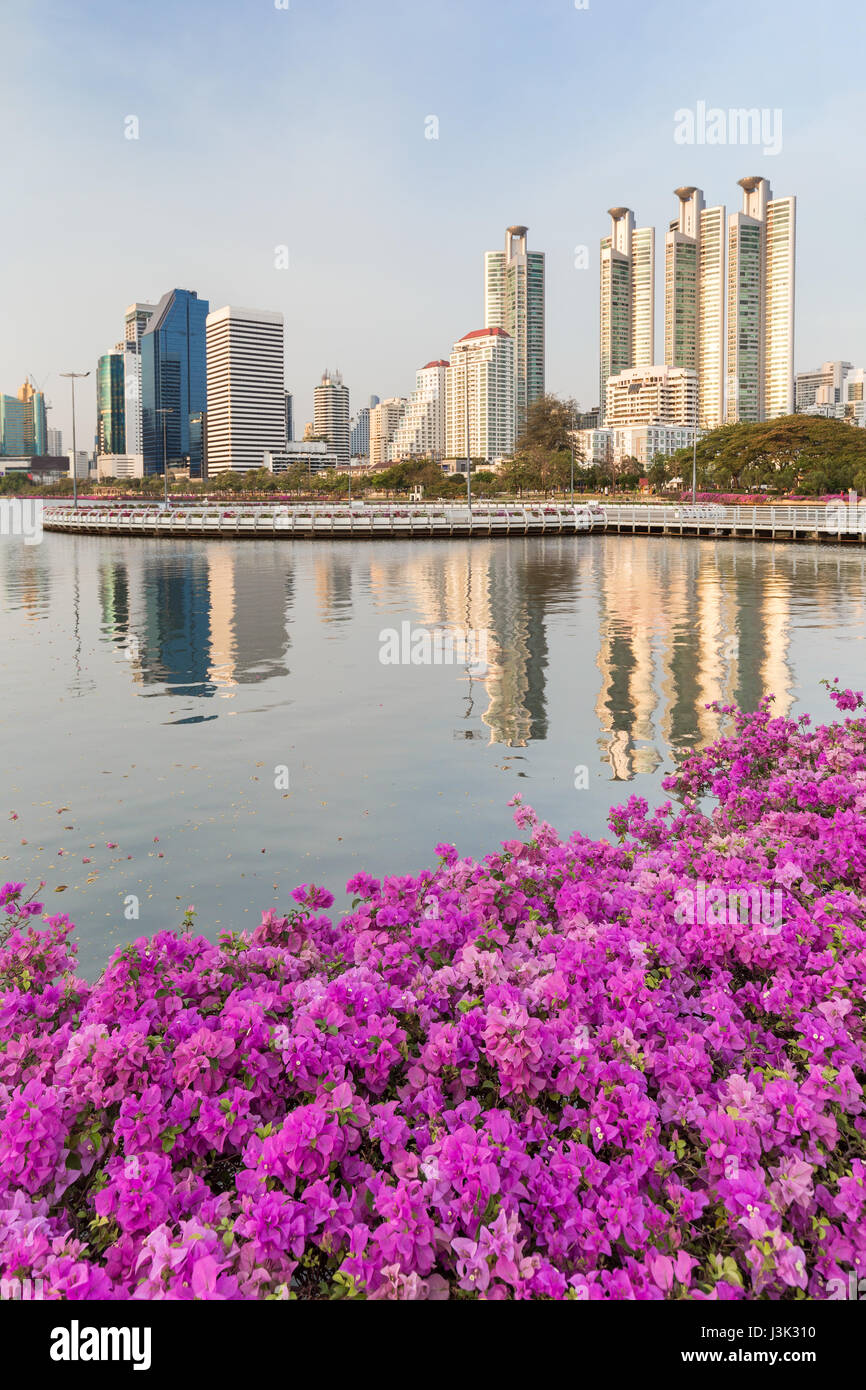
1 682 865 1300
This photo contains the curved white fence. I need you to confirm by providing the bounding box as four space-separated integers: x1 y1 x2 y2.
40 501 863 542
42 503 607 537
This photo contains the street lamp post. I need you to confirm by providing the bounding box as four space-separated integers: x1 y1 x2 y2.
570 402 576 506
60 371 90 508
691 422 698 504
464 363 471 509
156 408 174 507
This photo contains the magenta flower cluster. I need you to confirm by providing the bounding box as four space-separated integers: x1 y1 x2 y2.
1 682 865 1300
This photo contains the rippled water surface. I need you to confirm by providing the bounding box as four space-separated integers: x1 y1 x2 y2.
2 532 864 976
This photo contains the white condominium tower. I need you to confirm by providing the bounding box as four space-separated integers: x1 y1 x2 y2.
122 302 157 457
391 361 448 460
314 369 350 467
369 397 407 468
605 365 698 429
663 188 726 430
599 208 655 421
445 328 514 463
727 177 796 422
484 226 545 437
205 306 286 474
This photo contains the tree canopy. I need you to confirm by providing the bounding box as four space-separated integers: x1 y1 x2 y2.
667 415 866 495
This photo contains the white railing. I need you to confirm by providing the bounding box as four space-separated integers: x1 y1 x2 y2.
601 503 834 530
40 501 857 538
42 503 607 535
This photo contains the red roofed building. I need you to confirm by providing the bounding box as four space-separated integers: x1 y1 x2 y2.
391 359 449 461
458 328 511 342
445 328 515 463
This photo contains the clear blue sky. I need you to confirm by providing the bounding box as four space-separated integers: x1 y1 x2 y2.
2 0 864 445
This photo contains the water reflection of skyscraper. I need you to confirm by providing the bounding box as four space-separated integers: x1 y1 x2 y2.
3 546 52 621
591 540 793 781
207 548 293 689
366 544 552 746
99 561 144 684
139 555 213 696
97 548 293 697
314 555 353 623
91 537 798 753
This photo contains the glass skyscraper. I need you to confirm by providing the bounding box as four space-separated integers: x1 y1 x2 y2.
141 289 209 477
0 379 47 456
97 352 126 455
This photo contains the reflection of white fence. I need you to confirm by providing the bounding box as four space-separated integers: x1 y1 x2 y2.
40 502 866 544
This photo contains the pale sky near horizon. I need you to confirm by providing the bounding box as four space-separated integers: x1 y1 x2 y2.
2 0 864 446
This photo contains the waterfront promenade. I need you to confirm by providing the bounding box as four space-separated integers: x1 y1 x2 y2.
41 500 866 544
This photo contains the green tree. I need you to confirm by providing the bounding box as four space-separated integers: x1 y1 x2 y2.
514 393 581 497
648 453 670 493
667 415 866 497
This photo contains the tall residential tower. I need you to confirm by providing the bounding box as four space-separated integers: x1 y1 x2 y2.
445 328 514 463
727 177 796 422
484 226 544 437
391 361 448 460
599 208 655 421
314 370 350 468
663 187 726 429
122 302 157 456
601 177 795 429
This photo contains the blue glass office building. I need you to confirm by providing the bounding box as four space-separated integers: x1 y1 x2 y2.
141 289 209 477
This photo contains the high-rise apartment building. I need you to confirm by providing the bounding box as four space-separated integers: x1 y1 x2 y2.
698 205 726 430
445 328 514 462
313 369 350 468
604 364 698 429
391 361 448 460
141 289 209 477
484 226 544 437
796 361 866 425
663 187 726 430
795 361 853 411
763 190 796 419
727 177 796 422
602 177 795 429
125 303 157 351
47 427 63 457
205 306 286 474
599 208 655 420
122 303 156 457
0 379 47 456
370 398 407 468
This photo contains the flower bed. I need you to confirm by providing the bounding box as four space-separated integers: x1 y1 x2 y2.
1 682 865 1300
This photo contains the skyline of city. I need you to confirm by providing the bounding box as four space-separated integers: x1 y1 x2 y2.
3 0 864 448
0 188 815 478
0 179 836 478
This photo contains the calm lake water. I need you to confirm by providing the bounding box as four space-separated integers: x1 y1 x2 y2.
2 531 865 977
